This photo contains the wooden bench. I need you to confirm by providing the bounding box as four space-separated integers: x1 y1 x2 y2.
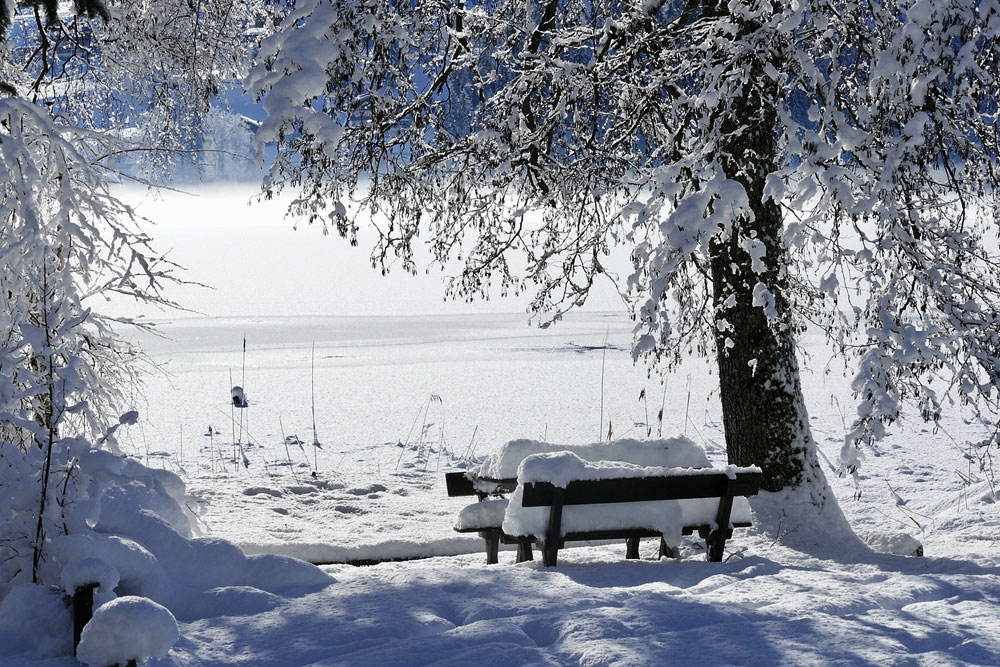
516 469 762 566
446 471 533 564
447 468 762 566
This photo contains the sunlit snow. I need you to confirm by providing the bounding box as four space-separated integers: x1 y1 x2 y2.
4 185 997 666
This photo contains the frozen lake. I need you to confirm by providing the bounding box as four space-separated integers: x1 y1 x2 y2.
114 310 993 566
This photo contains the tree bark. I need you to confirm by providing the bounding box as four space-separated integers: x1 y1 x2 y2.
708 15 816 493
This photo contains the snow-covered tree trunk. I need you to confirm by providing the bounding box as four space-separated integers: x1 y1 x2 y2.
705 10 815 493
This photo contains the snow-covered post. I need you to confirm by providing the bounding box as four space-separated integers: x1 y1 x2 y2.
76 596 179 667
61 558 120 651
73 584 98 650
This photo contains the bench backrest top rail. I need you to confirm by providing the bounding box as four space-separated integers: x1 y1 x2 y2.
446 471 518 497
445 471 477 496
520 471 762 507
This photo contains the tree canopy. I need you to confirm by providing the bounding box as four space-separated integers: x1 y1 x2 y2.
251 0 1000 499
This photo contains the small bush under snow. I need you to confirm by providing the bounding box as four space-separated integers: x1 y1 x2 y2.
76 596 179 667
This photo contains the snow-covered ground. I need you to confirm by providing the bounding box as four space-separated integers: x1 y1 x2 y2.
3 185 998 666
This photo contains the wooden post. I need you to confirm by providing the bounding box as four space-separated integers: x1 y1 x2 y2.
72 582 98 649
542 487 564 566
625 537 640 559
658 538 678 559
482 529 500 565
516 541 534 563
707 493 735 562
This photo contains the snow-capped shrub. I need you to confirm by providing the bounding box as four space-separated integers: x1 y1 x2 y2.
76 596 179 667
0 93 178 589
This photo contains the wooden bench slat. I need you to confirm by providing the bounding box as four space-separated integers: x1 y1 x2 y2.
520 471 761 507
446 472 519 498
445 471 477 497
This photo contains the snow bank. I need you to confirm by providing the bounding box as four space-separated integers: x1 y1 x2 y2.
476 437 710 479
0 584 73 658
240 537 486 564
861 532 924 557
51 502 333 621
76 596 178 667
0 445 336 664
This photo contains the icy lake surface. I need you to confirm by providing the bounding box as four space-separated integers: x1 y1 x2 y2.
120 311 996 566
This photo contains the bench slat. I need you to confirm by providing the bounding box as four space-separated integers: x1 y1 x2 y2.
520 471 761 507
446 472 519 497
445 471 477 497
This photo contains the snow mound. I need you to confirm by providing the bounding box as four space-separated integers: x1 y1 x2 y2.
861 532 924 557
455 498 508 531
77 448 193 538
76 596 178 667
477 437 710 479
60 558 120 595
41 449 335 625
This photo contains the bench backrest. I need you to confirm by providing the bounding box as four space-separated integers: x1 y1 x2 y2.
445 471 517 497
519 471 762 507
445 471 477 496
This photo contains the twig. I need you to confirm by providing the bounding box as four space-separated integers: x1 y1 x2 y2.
311 341 319 473
600 329 608 440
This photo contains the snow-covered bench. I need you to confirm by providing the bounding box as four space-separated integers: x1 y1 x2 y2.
504 452 762 566
447 438 759 564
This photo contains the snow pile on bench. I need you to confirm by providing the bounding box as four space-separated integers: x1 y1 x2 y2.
503 451 754 549
475 437 711 479
455 499 509 531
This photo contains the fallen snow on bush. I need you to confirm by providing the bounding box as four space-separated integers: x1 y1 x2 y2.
76 596 179 667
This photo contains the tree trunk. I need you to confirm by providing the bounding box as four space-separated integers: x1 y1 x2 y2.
708 18 817 493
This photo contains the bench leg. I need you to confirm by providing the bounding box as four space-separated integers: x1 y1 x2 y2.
625 537 640 559
541 541 559 566
541 488 564 567
707 495 735 562
483 530 500 565
706 531 726 562
658 538 678 559
516 541 534 563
